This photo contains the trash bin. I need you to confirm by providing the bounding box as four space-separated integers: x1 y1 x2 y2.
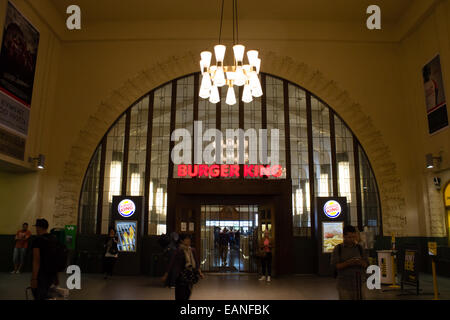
377 250 394 284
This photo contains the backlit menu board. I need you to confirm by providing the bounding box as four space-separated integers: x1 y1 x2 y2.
322 222 343 253
115 221 137 252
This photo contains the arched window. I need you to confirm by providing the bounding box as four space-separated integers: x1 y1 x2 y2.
79 73 381 236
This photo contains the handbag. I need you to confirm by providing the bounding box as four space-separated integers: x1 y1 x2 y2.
178 267 200 285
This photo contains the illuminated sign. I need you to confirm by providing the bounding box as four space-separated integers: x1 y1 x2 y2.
323 200 342 219
118 199 136 218
177 164 283 178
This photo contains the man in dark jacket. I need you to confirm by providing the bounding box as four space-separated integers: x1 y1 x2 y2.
30 219 58 300
161 234 203 300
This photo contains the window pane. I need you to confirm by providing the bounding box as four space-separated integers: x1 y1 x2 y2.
334 115 357 227
102 116 126 234
311 97 333 197
266 76 286 179
149 83 172 235
79 145 102 234
126 97 149 196
289 84 311 236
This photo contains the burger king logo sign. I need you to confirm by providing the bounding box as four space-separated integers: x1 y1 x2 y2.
323 200 342 219
118 199 136 218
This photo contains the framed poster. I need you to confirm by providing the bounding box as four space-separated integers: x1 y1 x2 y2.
0 2 39 106
0 2 39 160
422 55 448 134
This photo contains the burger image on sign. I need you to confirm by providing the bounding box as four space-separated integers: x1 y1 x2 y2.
323 200 342 219
118 199 136 218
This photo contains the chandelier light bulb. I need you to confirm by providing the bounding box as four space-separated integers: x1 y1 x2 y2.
199 86 210 99
234 67 246 86
209 85 220 104
201 51 212 68
255 58 261 74
242 83 253 103
214 67 226 87
201 73 212 90
233 44 245 63
250 74 263 97
247 50 259 66
226 85 236 105
214 45 226 62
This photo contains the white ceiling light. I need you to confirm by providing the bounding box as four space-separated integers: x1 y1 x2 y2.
199 0 262 105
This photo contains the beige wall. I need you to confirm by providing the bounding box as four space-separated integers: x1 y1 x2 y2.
0 0 449 237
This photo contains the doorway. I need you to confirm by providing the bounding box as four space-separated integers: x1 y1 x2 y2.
200 205 259 273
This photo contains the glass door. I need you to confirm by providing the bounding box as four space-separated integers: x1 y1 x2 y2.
200 205 258 272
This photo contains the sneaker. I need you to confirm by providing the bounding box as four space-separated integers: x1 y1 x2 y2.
266 276 271 282
10 270 16 274
258 276 266 281
16 270 20 274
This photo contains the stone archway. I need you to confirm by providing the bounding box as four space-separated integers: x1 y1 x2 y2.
53 51 407 235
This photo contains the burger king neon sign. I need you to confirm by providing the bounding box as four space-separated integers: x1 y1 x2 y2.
323 200 342 219
118 199 136 218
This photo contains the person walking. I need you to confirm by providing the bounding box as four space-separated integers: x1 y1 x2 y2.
103 227 119 279
30 219 58 300
162 234 204 300
258 230 273 282
164 232 179 288
11 222 32 274
219 227 230 267
331 225 368 300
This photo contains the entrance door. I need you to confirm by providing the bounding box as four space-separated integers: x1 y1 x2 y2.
200 205 258 273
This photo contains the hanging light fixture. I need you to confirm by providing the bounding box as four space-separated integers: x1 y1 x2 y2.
199 0 262 105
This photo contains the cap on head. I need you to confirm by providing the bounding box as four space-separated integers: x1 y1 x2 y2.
33 219 49 229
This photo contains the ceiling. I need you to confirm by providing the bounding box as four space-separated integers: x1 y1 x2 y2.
49 0 413 23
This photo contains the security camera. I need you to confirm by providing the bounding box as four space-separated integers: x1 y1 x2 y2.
433 177 441 190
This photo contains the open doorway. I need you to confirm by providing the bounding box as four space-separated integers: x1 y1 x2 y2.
200 205 259 273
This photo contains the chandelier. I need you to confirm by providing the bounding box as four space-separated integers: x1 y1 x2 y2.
199 0 262 105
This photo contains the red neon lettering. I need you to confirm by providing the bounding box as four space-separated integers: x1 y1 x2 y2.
187 165 198 177
178 165 187 177
220 165 229 177
210 165 220 177
244 165 254 177
198 164 209 177
229 165 240 177
260 165 271 177
272 165 282 177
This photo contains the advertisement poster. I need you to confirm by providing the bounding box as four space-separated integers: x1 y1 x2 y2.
0 2 39 106
0 2 39 160
422 55 448 134
115 221 137 252
322 222 343 253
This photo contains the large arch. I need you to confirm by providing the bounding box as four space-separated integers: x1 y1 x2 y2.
53 51 407 235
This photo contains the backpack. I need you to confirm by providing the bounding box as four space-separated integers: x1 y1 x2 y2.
333 243 363 278
40 234 68 273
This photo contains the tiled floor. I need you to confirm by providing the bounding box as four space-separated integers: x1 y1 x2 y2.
1 272 449 300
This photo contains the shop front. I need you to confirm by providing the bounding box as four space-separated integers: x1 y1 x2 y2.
77 72 382 275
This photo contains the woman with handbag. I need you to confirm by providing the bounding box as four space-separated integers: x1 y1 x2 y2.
103 227 119 279
258 230 273 282
161 234 204 300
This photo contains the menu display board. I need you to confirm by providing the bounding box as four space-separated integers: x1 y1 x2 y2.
322 222 344 253
115 221 137 252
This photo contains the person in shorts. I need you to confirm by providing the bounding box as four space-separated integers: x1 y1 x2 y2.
11 223 32 274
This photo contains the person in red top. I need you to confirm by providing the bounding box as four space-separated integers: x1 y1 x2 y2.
11 222 32 274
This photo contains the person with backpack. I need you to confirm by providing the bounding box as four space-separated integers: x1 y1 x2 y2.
331 225 368 300
30 219 61 300
103 227 119 279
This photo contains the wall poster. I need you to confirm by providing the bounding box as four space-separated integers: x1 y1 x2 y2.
0 2 39 160
422 55 448 134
